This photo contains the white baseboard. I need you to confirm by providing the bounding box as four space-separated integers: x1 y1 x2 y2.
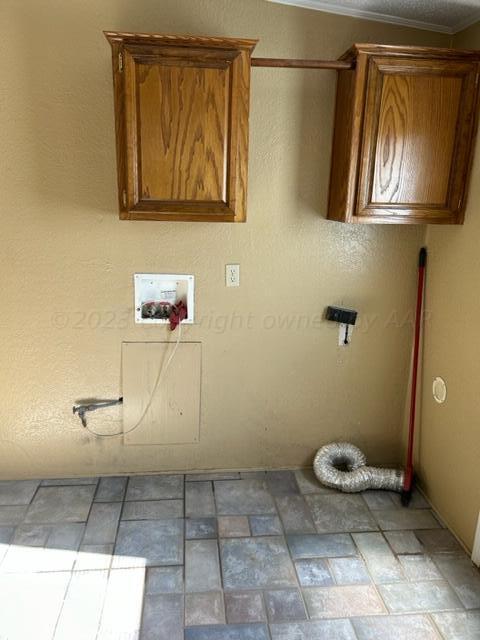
472 512 480 567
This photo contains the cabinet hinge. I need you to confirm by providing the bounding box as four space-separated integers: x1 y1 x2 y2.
118 52 124 72
122 190 127 207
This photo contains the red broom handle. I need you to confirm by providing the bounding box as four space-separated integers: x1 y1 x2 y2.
404 247 427 493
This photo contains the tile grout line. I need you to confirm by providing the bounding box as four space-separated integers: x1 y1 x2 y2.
95 476 131 640
92 476 121 640
182 473 187 629
51 479 99 640
211 479 228 629
426 610 452 639
288 473 317 622
261 473 287 639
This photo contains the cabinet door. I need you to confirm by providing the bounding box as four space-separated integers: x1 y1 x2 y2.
110 37 255 222
356 57 480 224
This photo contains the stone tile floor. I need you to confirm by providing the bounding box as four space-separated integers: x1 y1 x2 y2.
0 470 479 639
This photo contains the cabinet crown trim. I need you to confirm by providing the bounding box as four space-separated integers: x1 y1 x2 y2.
104 30 258 51
341 43 480 62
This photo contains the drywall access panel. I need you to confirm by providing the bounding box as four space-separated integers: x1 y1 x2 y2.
104 31 257 222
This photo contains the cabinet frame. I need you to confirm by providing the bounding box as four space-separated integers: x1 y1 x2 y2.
328 44 480 225
104 32 257 222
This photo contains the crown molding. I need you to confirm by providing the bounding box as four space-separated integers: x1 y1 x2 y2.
267 0 479 35
451 11 480 34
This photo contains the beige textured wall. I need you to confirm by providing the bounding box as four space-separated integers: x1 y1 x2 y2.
418 21 480 552
0 0 447 479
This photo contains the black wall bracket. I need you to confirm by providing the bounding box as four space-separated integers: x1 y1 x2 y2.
325 306 358 345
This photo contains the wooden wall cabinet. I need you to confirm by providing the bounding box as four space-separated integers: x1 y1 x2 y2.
105 32 257 222
328 44 480 224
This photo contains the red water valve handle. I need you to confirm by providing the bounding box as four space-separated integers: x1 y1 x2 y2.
169 301 187 331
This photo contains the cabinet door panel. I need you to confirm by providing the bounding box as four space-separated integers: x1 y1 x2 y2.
357 57 480 223
372 74 462 205
124 45 238 219
105 32 256 222
137 63 229 203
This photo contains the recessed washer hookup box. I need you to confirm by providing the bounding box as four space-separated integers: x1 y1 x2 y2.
134 274 195 324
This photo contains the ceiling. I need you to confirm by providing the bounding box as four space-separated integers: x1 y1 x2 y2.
267 0 480 33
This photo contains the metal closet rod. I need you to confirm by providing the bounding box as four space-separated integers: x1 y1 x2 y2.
251 57 354 70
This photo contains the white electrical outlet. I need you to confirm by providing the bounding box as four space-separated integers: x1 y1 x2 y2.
226 264 240 287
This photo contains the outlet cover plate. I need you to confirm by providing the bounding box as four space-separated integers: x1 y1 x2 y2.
226 264 240 287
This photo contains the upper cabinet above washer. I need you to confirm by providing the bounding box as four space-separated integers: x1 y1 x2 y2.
105 36 480 225
328 44 480 224
105 32 257 222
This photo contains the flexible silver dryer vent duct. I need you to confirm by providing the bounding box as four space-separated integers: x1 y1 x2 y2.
313 442 404 493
